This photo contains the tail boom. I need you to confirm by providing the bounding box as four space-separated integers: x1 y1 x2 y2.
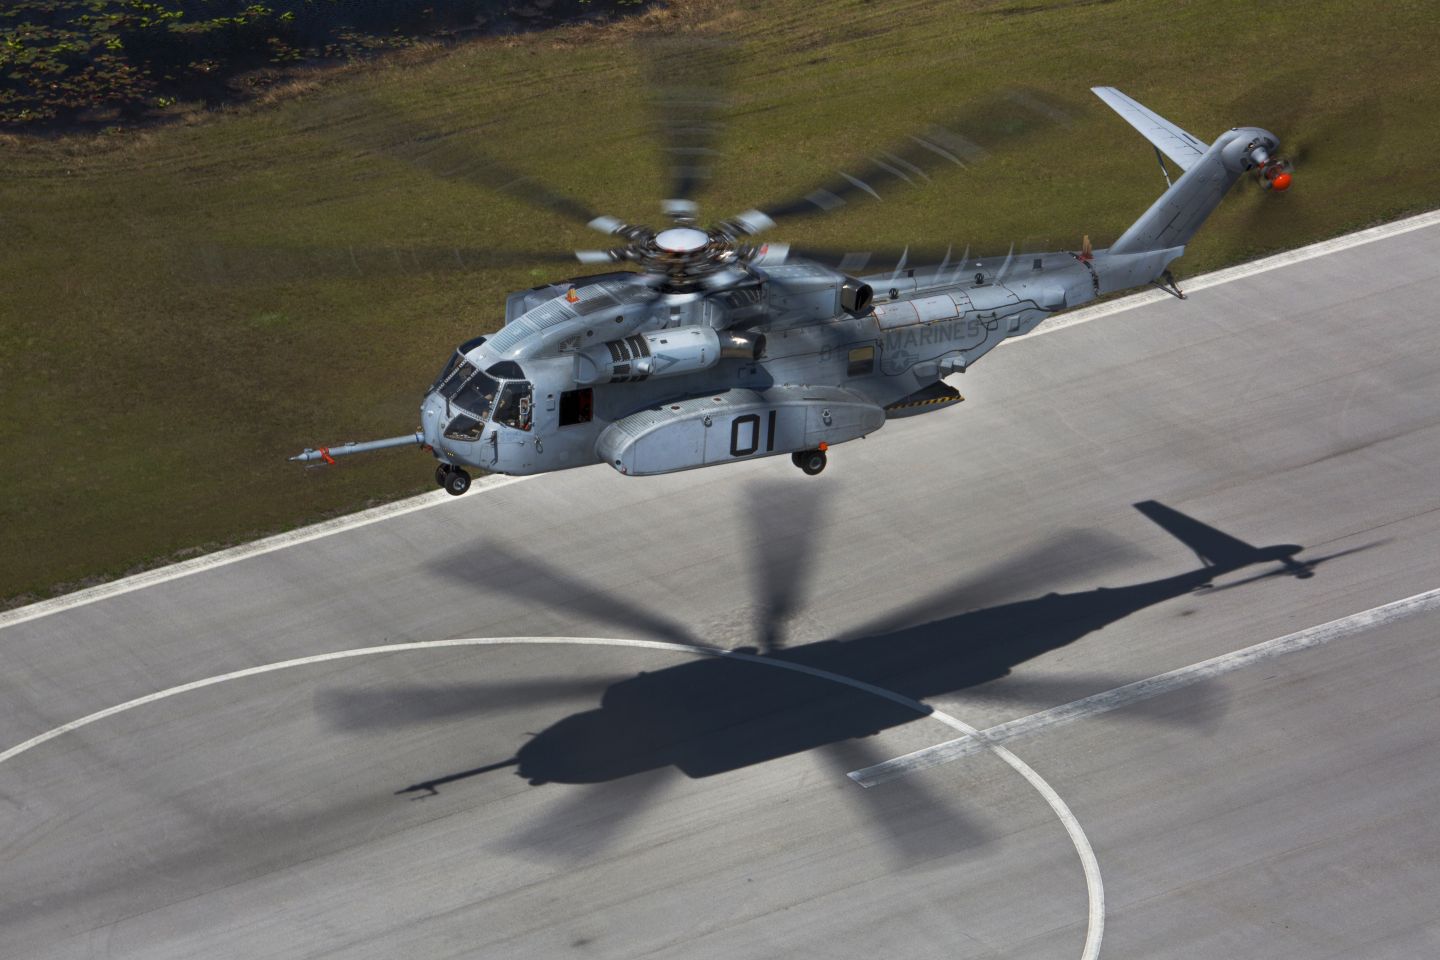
1093 87 1281 256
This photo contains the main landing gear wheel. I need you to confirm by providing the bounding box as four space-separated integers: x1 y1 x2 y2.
443 468 472 496
435 464 452 487
793 449 827 476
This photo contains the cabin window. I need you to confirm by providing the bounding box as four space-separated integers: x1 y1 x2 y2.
847 345 875 377
559 388 594 426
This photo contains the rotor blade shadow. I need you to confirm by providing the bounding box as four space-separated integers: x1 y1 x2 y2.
315 678 626 732
493 770 679 862
427 541 704 646
817 739 992 867
746 479 832 653
838 527 1148 641
397 502 1362 842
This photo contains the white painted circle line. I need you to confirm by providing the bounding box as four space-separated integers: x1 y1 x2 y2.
0 634 1105 960
6 207 1438 634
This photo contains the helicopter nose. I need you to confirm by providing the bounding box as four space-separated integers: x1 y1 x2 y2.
420 394 446 444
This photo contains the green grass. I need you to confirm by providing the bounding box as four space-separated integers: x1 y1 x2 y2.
3 0 1439 606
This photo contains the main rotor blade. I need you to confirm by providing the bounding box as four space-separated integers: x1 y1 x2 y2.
316 94 603 228
190 242 582 284
641 33 736 206
747 87 1074 230
788 243 976 276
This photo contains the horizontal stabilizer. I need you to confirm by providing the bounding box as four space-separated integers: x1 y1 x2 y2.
1134 500 1261 568
1092 87 1208 172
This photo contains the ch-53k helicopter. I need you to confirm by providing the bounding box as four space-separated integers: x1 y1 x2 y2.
292 80 1292 496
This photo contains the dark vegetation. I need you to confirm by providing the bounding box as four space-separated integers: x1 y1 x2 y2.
1 0 648 129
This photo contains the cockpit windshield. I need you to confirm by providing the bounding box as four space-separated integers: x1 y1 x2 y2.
452 370 500 418
431 337 488 394
431 351 531 429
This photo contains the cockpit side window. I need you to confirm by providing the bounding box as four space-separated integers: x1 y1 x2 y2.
430 353 461 393
432 358 472 397
492 380 533 430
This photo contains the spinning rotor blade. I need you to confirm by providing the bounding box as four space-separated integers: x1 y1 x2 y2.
1225 76 1384 230
641 33 736 207
743 88 1074 231
787 242 984 276
319 94 604 228
192 242 582 284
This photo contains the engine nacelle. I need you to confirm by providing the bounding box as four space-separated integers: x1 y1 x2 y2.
575 327 763 385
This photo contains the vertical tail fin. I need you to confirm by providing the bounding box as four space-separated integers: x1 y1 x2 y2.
1134 500 1263 569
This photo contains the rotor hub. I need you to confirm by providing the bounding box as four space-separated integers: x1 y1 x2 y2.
654 227 711 254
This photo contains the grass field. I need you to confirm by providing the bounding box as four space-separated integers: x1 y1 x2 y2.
3 0 1438 607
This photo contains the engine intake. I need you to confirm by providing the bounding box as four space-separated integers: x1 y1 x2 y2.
840 278 873 314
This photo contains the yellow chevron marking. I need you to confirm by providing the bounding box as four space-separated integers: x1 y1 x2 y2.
886 394 965 410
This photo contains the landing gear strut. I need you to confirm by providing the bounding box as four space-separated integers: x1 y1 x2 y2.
791 448 827 476
436 463 472 496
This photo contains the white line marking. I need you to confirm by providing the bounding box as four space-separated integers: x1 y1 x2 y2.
0 634 1105 960
850 586 1440 788
4 208 1437 633
0 474 532 632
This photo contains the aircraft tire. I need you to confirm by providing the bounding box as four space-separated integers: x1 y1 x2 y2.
797 449 827 476
435 464 453 487
443 468 472 496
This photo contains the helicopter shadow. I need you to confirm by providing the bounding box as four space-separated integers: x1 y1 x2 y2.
316 489 1379 863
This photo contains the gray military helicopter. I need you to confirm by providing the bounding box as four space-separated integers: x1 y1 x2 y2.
293 82 1292 496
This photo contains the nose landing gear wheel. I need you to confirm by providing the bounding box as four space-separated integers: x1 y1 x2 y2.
793 449 827 476
435 464 453 487
443 468 472 496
